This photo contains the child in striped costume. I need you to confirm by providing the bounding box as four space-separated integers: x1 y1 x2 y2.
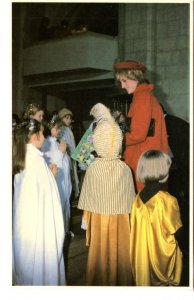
78 103 136 286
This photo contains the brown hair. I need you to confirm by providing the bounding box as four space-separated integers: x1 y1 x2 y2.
43 113 63 138
12 119 42 175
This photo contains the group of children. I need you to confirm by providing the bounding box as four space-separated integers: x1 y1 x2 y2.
12 103 78 285
12 102 183 287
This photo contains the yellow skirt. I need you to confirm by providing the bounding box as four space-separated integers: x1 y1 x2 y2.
83 211 133 286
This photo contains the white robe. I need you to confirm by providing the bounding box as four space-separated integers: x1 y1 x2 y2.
12 144 66 286
42 136 72 232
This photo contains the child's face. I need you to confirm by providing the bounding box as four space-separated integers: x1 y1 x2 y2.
51 125 60 137
32 110 44 122
62 114 72 126
36 128 45 149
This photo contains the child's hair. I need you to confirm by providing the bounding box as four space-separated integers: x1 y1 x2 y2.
23 103 43 120
136 150 172 184
43 112 63 137
12 119 42 175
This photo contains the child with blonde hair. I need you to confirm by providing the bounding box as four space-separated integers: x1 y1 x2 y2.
130 150 183 286
23 103 44 122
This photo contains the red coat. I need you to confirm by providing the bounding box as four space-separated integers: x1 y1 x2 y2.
124 83 169 192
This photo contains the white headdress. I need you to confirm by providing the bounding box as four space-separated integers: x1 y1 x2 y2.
90 103 123 158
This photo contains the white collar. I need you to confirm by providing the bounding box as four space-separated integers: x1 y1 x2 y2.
27 143 43 157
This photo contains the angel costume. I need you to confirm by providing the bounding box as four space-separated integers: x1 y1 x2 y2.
78 103 136 286
42 136 72 233
12 144 66 286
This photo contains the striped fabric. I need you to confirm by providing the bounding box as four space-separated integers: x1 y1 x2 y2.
93 119 123 158
90 102 123 158
78 158 136 214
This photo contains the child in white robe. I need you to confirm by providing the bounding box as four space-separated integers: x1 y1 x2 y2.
42 113 73 236
12 119 66 286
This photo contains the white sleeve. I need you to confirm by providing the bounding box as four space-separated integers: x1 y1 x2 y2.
42 139 52 165
52 146 64 167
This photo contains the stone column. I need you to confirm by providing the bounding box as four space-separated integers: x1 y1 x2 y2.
118 3 157 81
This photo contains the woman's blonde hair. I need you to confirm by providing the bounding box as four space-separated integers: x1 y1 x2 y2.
136 150 171 184
115 69 145 83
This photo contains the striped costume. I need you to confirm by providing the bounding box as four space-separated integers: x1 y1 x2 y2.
78 103 136 286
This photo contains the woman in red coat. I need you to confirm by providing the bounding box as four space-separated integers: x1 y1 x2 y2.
114 60 169 192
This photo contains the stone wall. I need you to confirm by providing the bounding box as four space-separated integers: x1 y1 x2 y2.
118 3 190 121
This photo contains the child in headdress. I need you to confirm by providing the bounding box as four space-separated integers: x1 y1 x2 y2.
42 113 73 237
12 119 66 285
78 103 136 286
23 103 44 122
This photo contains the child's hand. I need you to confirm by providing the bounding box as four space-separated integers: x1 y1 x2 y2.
49 163 58 177
59 140 67 153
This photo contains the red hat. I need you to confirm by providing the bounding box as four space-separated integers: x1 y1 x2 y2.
114 60 146 72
